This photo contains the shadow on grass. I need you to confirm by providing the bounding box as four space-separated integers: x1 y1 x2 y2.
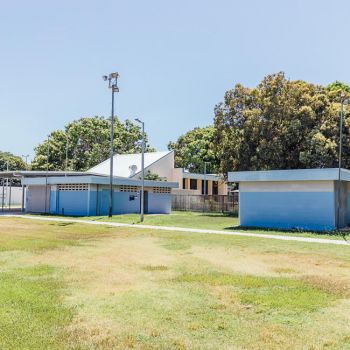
50 222 75 227
223 225 349 241
191 212 239 218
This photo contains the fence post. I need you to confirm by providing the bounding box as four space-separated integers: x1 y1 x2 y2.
9 179 12 210
1 178 4 212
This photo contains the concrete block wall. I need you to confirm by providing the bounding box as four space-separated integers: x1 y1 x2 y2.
46 184 172 216
148 193 171 214
49 187 90 216
239 181 336 231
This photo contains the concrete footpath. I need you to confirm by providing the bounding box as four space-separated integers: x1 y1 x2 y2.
1 214 349 246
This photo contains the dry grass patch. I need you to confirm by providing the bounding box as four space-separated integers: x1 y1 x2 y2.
143 265 169 271
273 267 296 274
192 246 277 276
27 235 176 298
302 275 350 298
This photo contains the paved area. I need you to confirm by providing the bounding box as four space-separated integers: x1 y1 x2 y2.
1 214 349 246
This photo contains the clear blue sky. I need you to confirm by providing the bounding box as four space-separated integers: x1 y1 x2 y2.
1 0 349 160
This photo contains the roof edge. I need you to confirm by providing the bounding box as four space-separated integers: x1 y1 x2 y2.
228 168 350 182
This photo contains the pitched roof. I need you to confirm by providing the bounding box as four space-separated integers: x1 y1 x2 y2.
88 151 173 178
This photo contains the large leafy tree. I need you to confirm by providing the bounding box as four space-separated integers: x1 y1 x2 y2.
214 72 350 175
0 151 26 171
168 126 219 173
31 116 155 171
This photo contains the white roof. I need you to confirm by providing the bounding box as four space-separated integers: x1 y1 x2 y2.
228 168 350 182
22 174 179 188
89 151 172 178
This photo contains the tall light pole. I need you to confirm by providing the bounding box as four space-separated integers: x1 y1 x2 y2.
44 135 50 214
337 92 348 229
21 155 29 210
6 160 9 207
65 133 69 176
135 118 145 222
22 155 29 169
103 72 119 218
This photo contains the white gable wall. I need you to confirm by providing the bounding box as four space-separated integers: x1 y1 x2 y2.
131 151 175 181
89 151 172 178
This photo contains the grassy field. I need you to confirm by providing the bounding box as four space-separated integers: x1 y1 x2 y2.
0 217 350 349
79 211 349 240
83 211 239 230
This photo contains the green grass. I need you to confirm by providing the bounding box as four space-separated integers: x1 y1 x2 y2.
0 265 73 349
176 272 334 314
74 210 350 241
83 210 239 230
0 217 350 349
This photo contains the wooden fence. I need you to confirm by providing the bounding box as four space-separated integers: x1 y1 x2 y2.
171 193 239 214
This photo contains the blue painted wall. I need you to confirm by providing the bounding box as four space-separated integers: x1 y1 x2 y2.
334 181 348 228
50 190 90 216
49 190 58 215
97 190 140 215
49 188 172 216
148 193 172 214
240 192 336 231
88 191 98 216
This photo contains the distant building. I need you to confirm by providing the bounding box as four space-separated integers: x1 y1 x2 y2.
90 150 228 195
1 169 178 216
229 168 350 231
0 150 228 217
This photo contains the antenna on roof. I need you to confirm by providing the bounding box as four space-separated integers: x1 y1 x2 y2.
129 164 138 176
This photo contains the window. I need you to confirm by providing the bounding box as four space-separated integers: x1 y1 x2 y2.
120 185 139 192
212 181 218 195
190 179 197 190
182 178 186 189
57 184 88 191
153 187 171 194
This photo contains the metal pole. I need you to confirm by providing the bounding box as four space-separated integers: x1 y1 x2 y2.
337 97 345 229
140 121 145 222
45 136 50 214
109 87 115 218
1 178 4 212
21 180 25 213
22 155 29 169
204 162 207 195
65 133 69 176
134 118 145 222
203 161 210 212
103 72 119 218
9 179 12 211
6 161 9 207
